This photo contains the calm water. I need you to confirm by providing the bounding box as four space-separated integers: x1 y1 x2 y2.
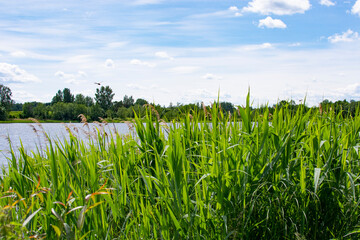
0 123 131 167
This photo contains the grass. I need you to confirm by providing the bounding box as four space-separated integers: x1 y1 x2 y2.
1 93 360 239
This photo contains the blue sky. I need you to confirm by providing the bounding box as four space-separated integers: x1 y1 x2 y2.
0 0 360 106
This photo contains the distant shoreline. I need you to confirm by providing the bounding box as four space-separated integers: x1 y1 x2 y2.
0 118 128 124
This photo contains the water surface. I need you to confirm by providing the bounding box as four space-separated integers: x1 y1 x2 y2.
0 123 131 167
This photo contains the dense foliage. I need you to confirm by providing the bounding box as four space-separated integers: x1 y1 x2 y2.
1 94 360 239
0 84 14 120
2 84 360 122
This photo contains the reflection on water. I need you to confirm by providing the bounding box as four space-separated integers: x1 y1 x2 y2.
0 123 131 167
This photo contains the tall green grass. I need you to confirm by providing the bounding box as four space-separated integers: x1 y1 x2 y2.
1 94 360 239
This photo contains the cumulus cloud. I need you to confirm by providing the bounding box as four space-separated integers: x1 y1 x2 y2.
340 83 360 97
155 51 174 60
104 59 115 68
0 63 40 83
54 70 87 85
10 51 27 58
258 16 287 29
242 0 311 15
130 59 156 67
328 29 359 43
228 6 242 16
12 90 39 102
202 73 223 80
320 0 335 6
243 43 273 51
352 0 360 16
229 6 239 11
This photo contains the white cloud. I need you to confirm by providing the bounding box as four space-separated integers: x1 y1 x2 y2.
170 66 200 74
243 43 273 51
305 83 360 102
352 0 360 16
289 42 301 47
229 6 239 11
104 59 115 68
320 0 335 6
0 63 40 83
340 83 360 97
182 89 231 103
10 51 27 58
12 90 39 103
328 29 359 43
190 6 242 19
54 71 67 78
78 71 87 77
242 0 311 15
258 16 287 29
228 6 242 16
127 83 170 93
155 51 174 60
54 70 87 85
130 59 156 67
202 73 223 80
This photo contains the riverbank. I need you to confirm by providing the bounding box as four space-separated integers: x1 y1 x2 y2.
0 118 127 124
1 99 360 239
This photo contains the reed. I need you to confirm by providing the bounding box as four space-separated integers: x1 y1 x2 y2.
1 93 360 239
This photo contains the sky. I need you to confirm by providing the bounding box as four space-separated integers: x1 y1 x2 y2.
0 0 360 106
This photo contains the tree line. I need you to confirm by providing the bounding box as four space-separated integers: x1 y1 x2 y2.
1 83 360 121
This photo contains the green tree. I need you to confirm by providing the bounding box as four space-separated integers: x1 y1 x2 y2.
63 88 74 103
220 101 234 113
95 86 114 111
51 90 63 104
74 104 88 119
135 98 148 106
33 103 48 119
90 104 105 121
51 102 67 120
22 102 38 118
84 96 94 107
123 95 134 108
75 94 86 105
112 100 123 112
117 106 130 119
0 84 13 119
11 103 23 111
0 106 6 120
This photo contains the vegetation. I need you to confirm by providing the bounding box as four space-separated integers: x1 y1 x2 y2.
1 83 360 122
1 93 360 239
0 84 14 120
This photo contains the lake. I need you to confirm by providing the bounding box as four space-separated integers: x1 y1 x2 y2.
0 122 131 167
